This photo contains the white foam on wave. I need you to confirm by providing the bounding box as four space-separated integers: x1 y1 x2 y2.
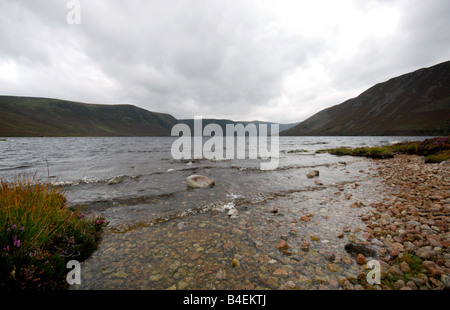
51 177 100 186
226 192 241 200
222 202 235 210
50 174 138 187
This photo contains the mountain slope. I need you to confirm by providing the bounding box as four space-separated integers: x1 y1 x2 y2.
178 118 299 135
281 61 450 136
0 96 178 137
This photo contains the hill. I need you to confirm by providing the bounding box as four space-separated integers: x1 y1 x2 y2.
281 61 450 136
0 96 178 137
178 119 299 135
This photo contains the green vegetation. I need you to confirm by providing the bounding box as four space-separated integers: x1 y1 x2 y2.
0 177 108 289
0 96 178 137
316 146 394 159
424 149 450 163
382 253 426 290
317 136 450 163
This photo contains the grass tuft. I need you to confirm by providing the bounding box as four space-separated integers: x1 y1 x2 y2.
0 176 107 289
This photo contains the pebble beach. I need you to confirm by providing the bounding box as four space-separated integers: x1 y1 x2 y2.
72 154 449 290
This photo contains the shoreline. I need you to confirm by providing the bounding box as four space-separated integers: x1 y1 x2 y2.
67 156 371 290
362 155 449 289
71 154 449 290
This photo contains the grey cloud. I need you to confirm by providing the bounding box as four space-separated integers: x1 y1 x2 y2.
0 0 449 123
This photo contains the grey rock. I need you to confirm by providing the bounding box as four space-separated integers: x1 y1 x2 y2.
107 176 124 185
324 252 336 262
177 280 189 290
441 274 450 289
344 243 377 258
394 279 405 290
186 175 215 188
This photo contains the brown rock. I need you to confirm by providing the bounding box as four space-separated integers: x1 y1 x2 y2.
306 170 319 178
430 267 444 277
275 239 289 251
215 270 227 280
350 201 362 208
279 281 297 290
339 278 354 290
273 268 288 276
231 258 240 268
406 281 418 290
399 261 411 273
390 248 400 257
422 260 435 270
442 240 450 248
190 252 200 260
341 256 353 265
362 232 372 241
356 254 367 265
426 235 443 248
388 265 404 277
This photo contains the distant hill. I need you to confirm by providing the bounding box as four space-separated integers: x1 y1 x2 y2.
281 61 450 136
0 96 298 137
0 96 178 137
178 119 299 135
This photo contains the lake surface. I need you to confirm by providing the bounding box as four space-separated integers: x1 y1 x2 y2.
0 136 431 230
1 135 437 290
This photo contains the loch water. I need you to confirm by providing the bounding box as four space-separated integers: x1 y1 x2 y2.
0 136 430 230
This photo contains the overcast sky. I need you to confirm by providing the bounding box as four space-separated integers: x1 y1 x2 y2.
1 0 449 123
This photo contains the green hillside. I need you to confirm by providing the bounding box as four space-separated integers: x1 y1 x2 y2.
281 61 450 136
0 96 178 137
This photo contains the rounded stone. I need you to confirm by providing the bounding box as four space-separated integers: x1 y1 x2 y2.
186 175 215 188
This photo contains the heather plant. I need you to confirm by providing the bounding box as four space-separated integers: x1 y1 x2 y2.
0 177 107 289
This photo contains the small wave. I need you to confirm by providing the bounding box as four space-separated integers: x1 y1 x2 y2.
51 177 102 187
50 174 139 187
0 165 33 171
302 141 329 145
226 192 242 200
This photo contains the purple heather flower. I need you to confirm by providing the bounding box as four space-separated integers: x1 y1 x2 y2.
20 226 24 231
13 235 20 247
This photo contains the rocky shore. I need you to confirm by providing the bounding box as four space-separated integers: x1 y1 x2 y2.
73 154 449 291
356 155 450 290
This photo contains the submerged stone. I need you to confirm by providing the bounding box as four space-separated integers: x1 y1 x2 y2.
107 176 124 185
186 175 215 188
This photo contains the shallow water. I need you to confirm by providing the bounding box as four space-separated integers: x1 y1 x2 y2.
74 158 385 290
0 136 432 289
0 136 430 228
